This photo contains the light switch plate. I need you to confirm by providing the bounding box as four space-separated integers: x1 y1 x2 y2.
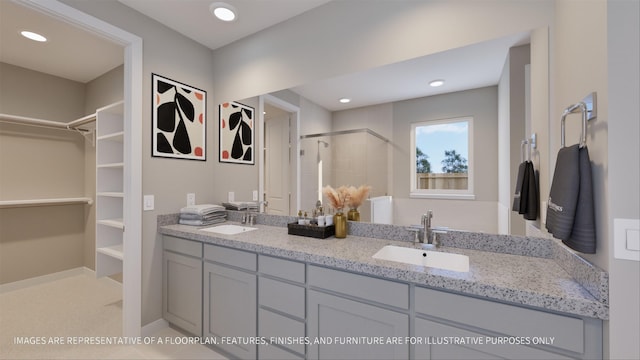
228 191 235 202
187 193 196 206
614 218 640 261
143 195 154 211
252 190 258 201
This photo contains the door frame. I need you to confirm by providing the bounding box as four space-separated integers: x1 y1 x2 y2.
19 0 143 337
259 95 300 215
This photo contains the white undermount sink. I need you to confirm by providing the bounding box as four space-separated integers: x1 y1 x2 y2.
200 224 257 235
372 245 469 272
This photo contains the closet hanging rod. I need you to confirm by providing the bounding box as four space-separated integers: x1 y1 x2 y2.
67 113 97 128
0 113 94 133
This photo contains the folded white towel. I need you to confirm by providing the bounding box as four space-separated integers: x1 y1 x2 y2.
179 217 226 226
222 202 258 210
180 204 226 215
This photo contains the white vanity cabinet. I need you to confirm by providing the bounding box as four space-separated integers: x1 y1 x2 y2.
413 287 602 359
162 236 203 336
203 244 257 359
257 255 306 359
307 266 410 360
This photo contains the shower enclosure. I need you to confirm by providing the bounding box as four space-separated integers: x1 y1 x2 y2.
299 129 390 222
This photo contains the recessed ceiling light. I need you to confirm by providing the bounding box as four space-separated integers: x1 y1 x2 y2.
339 98 351 104
429 79 445 87
21 31 47 42
210 2 237 22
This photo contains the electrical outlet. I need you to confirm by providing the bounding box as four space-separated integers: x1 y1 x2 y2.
228 191 235 202
143 195 154 211
252 190 258 201
187 193 196 206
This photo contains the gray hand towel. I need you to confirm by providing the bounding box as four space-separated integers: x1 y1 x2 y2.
546 145 580 240
563 146 596 253
522 161 538 221
512 162 526 212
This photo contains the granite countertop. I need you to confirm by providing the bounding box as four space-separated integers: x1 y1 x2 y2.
159 221 609 320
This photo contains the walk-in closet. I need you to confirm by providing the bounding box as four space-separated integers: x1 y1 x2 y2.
0 0 128 347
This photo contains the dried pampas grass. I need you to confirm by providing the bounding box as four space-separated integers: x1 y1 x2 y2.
323 185 349 210
346 185 371 209
323 184 371 210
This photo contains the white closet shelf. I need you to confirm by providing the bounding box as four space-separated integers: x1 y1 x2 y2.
0 197 93 209
97 219 124 229
97 244 124 261
97 162 124 169
97 131 124 142
97 192 124 198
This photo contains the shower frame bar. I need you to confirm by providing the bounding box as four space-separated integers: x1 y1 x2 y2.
300 128 390 143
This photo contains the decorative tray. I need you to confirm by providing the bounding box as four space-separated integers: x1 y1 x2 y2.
287 222 335 239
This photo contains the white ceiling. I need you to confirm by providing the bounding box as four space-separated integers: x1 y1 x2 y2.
0 0 124 83
1 0 530 111
118 0 332 50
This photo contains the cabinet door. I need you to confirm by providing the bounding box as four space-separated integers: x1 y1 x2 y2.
414 318 571 360
162 251 202 336
307 290 409 360
203 262 257 359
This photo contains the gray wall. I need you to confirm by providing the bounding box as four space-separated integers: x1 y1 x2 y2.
607 1 640 358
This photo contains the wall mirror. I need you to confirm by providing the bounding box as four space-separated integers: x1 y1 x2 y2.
243 29 547 236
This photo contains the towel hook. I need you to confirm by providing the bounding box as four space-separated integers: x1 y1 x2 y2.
520 133 536 162
521 140 530 162
561 101 588 148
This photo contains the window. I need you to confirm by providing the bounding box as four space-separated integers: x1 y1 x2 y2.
410 117 474 199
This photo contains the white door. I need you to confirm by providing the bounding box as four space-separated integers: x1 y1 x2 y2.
265 113 290 215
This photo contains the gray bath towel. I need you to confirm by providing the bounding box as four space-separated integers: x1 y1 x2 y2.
563 146 596 253
546 145 580 240
546 144 596 253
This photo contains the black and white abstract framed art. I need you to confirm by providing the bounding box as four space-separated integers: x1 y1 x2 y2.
219 101 255 165
152 73 206 160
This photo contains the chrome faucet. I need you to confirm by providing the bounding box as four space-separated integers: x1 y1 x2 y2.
421 210 445 247
421 210 433 244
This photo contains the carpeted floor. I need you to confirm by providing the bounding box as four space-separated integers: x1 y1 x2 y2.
0 271 225 360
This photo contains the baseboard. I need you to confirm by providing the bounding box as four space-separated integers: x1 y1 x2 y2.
0 267 88 294
142 318 169 337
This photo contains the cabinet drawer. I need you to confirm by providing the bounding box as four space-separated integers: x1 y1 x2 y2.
415 317 572 359
259 341 304 360
308 265 409 309
163 235 202 258
415 287 584 354
259 255 305 283
259 309 305 355
204 244 256 271
259 277 305 318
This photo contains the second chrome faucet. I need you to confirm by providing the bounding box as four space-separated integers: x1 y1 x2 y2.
421 210 446 248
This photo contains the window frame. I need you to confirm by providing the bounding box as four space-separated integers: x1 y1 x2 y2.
409 116 475 200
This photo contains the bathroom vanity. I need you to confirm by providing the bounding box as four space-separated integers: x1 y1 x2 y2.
158 214 607 360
